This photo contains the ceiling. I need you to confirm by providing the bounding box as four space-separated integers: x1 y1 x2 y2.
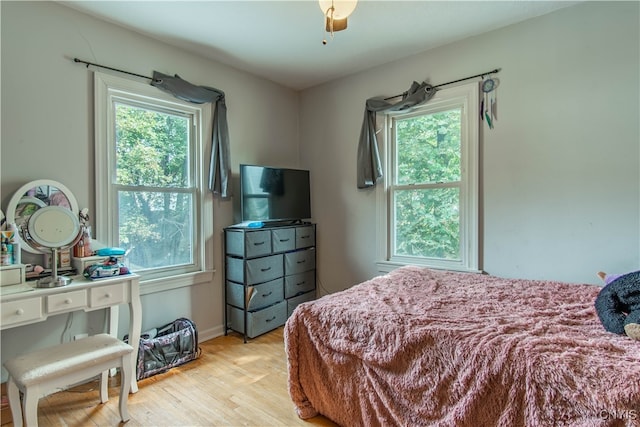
60 0 581 91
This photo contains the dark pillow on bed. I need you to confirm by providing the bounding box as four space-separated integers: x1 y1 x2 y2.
594 270 640 339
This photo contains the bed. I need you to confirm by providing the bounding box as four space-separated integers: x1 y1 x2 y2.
284 266 640 426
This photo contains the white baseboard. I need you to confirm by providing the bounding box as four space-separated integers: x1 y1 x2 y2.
198 325 225 343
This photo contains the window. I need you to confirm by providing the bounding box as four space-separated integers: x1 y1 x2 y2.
377 82 479 273
95 72 213 291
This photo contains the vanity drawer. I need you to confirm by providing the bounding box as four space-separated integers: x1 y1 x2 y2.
284 248 315 275
284 270 316 299
1 297 43 328
295 225 315 249
226 229 272 258
226 278 284 311
227 254 283 285
272 227 295 253
47 289 87 314
89 283 126 308
0 265 25 287
287 290 316 317
228 300 286 339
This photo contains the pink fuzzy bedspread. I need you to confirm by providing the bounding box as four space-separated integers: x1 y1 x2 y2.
284 266 640 427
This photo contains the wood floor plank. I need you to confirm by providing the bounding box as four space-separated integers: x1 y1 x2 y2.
4 327 336 427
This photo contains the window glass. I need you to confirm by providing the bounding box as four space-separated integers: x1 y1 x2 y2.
394 187 460 259
395 109 461 185
114 103 195 271
118 190 194 270
115 103 191 187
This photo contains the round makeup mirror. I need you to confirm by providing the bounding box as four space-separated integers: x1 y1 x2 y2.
6 180 80 254
6 180 84 287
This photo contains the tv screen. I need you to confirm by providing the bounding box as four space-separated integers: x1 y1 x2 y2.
240 164 311 222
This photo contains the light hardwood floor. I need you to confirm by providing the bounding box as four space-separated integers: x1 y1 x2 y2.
2 327 337 427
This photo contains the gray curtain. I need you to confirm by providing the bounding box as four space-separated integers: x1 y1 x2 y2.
151 71 231 199
357 81 437 189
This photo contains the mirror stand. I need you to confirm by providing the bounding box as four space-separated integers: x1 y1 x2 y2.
37 248 73 288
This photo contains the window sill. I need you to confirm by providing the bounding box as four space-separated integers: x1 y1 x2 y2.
376 261 483 275
139 269 215 296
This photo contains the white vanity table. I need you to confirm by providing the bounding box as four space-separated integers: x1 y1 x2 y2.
1 179 142 392
0 274 142 393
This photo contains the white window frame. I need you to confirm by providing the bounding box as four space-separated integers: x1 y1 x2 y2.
94 72 214 295
376 82 480 274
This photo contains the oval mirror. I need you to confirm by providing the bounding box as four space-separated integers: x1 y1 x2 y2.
6 180 79 254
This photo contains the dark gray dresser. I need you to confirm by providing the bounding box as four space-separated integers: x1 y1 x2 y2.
224 223 316 341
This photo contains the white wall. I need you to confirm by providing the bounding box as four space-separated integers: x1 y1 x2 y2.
0 1 300 376
300 1 639 293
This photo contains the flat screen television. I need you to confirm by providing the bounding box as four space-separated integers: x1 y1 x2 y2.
240 164 311 223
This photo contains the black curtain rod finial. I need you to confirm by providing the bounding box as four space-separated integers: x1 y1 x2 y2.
385 67 502 100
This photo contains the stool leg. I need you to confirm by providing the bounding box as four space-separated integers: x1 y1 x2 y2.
21 388 38 427
118 354 132 422
6 377 23 427
99 370 109 403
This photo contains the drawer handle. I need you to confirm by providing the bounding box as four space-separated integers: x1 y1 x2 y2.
296 281 306 287
254 241 265 246
279 238 290 242
15 308 24 316
300 235 309 239
297 260 306 264
261 291 273 298
65 298 72 304
260 267 271 272
105 293 112 298
265 316 276 323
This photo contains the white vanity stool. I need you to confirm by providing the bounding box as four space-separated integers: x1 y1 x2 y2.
3 334 134 427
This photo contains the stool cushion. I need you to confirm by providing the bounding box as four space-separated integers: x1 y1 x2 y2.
4 334 133 387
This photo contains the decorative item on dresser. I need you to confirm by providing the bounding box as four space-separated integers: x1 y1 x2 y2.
224 223 316 342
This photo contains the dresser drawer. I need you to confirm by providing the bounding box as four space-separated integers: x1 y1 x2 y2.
47 289 87 314
272 227 295 253
227 254 283 285
226 278 284 311
284 249 315 275
295 225 315 249
226 229 272 258
284 270 316 299
1 297 43 327
89 283 126 308
287 290 316 317
228 300 286 339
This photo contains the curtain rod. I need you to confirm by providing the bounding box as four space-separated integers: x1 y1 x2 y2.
73 58 153 81
384 68 501 100
74 58 500 100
